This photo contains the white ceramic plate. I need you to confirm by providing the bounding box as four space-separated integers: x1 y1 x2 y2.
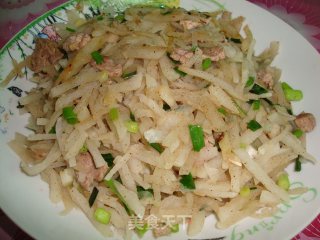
0 0 319 239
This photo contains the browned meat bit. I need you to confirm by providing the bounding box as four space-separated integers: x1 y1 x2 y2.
63 33 91 52
170 48 194 64
203 46 225 61
294 112 316 133
75 152 108 190
28 38 63 73
153 225 171 238
258 70 273 89
90 56 123 78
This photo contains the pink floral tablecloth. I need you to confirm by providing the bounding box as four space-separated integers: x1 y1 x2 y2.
0 0 319 239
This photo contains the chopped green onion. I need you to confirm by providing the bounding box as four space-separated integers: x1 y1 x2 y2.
79 145 88 153
136 223 149 237
191 45 198 52
102 153 114 167
105 179 133 215
202 58 212 70
245 76 255 88
293 129 304 138
217 107 227 115
188 125 205 152
163 102 171 111
125 120 139 133
277 174 290 190
295 158 302 172
252 100 261 110
115 13 125 23
281 82 303 101
180 173 195 190
130 112 136 121
137 186 153 199
66 27 76 32
89 187 99 207
249 84 268 95
108 108 119 121
174 67 187 77
170 223 179 233
97 15 104 21
240 186 251 197
62 106 78 125
229 38 242 44
94 208 111 224
91 51 104 64
149 143 164 153
122 71 137 79
49 126 56 134
247 120 262 131
287 108 293 115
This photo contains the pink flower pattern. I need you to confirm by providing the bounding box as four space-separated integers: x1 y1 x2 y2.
0 0 319 240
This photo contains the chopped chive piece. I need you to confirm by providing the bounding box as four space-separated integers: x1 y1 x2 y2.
202 58 212 70
252 100 261 110
240 186 251 197
170 223 179 233
89 187 99 207
191 45 198 52
180 173 195 190
277 174 290 190
247 120 262 131
174 67 187 77
217 107 227 115
125 120 139 133
102 153 114 167
229 38 242 44
108 108 119 121
188 125 205 152
136 223 148 237
149 143 164 153
250 187 257 190
167 52 180 64
91 51 104 64
281 82 303 101
287 108 293 115
66 27 76 32
295 158 302 172
130 112 136 121
115 13 125 22
163 102 171 111
122 71 137 79
245 76 255 88
249 84 268 95
293 129 304 138
105 179 133 215
97 15 104 21
80 145 88 153
62 106 78 125
94 208 111 224
49 126 56 134
137 186 153 199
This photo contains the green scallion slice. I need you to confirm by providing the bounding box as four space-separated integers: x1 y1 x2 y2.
108 108 119 121
217 107 227 115
295 158 302 172
136 223 149 237
170 223 179 233
174 67 187 77
125 120 139 133
245 76 255 88
122 71 137 79
202 58 212 70
282 82 303 101
62 106 78 125
66 27 76 32
94 208 111 224
180 173 195 190
91 51 104 64
249 84 268 95
247 120 262 131
277 174 290 190
188 125 205 152
149 143 164 153
292 129 303 138
252 100 261 110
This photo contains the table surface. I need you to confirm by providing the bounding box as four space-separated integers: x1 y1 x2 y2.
0 0 319 239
